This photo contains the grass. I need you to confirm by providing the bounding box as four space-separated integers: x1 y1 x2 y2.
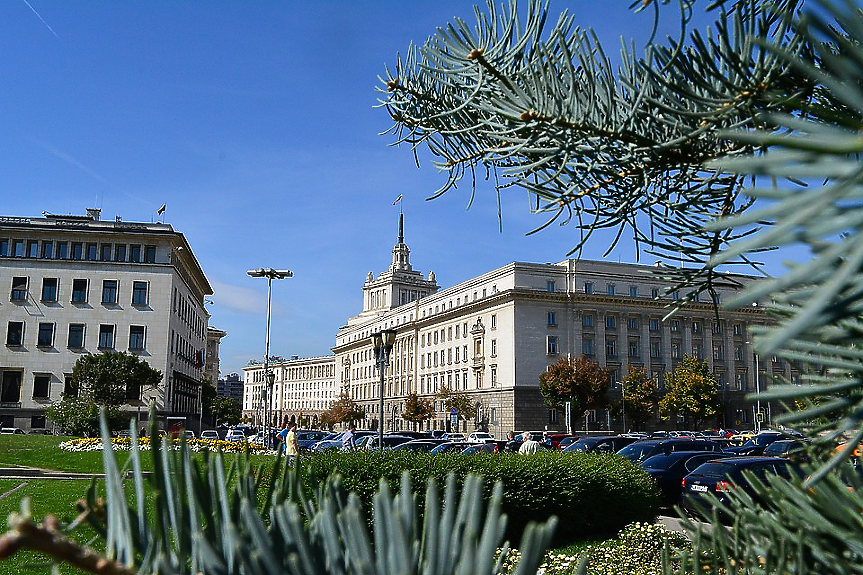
0 435 154 473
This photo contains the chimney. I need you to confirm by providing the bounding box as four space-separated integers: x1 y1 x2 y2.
86 208 101 221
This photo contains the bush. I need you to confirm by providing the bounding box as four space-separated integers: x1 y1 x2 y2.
293 450 659 544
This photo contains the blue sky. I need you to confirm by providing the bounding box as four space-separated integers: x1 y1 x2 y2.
0 1 788 377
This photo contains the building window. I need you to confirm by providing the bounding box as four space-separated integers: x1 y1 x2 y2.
37 323 54 347
27 241 39 258
72 279 88 303
11 276 28 301
605 315 616 329
64 373 78 397
649 318 660 331
41 242 53 259
582 314 593 328
476 371 483 388
583 338 593 355
491 314 497 328
130 245 141 263
693 344 704 359
607 284 615 296
87 243 98 261
712 321 722 335
132 281 148 305
547 280 556 293
713 344 725 361
691 321 701 334
41 278 58 302
114 244 126 262
628 317 639 330
584 282 593 294
629 340 640 358
733 323 743 336
491 339 497 356
671 320 680 332
144 245 156 263
1 371 22 403
691 292 700 302
629 286 638 298
671 342 681 359
0 239 7 256
491 367 497 387
98 325 115 349
6 322 24 346
672 291 680 301
129 326 145 350
651 288 660 299
547 335 559 355
606 339 617 357
547 311 557 326
102 280 118 304
100 244 112 261
56 242 68 259
13 239 25 257
33 375 50 398
650 340 661 359
68 324 85 349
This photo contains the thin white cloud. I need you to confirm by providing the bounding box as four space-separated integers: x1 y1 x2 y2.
22 0 59 39
209 279 266 314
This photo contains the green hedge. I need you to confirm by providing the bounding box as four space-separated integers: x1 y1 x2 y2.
289 451 659 544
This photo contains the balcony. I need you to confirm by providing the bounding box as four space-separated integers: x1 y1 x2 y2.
472 355 485 368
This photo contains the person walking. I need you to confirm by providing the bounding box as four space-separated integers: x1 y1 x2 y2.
518 431 540 454
504 430 520 453
285 422 299 462
342 424 357 451
277 423 290 454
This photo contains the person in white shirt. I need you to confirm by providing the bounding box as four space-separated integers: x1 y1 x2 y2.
518 431 540 454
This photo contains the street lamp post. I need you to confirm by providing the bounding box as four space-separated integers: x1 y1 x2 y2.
371 329 397 451
619 382 626 434
746 340 762 433
247 268 292 448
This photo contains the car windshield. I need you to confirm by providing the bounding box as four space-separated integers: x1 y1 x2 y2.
617 442 659 462
641 453 686 469
690 461 736 478
565 439 598 452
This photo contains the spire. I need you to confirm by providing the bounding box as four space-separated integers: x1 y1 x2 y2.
398 212 404 245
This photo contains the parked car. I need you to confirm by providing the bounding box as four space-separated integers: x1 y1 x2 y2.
557 436 579 450
295 430 330 450
442 433 466 441
430 441 472 454
387 430 433 440
640 451 735 507
545 433 574 449
763 439 810 462
225 428 246 442
724 432 787 455
461 442 500 454
430 430 447 439
392 439 444 452
362 434 414 450
28 428 53 435
200 430 220 441
467 432 495 443
312 430 376 451
680 456 802 517
617 438 725 464
0 427 25 435
563 435 639 454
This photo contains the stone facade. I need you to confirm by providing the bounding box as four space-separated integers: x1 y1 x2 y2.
0 209 212 431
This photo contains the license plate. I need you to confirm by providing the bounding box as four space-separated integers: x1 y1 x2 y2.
690 484 708 492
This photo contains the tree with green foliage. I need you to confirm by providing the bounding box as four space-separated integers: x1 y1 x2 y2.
47 351 162 435
618 366 659 432
658 356 721 430
538 356 609 434
436 385 477 423
401 391 435 424
208 395 242 426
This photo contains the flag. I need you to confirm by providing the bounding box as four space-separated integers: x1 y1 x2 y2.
157 203 166 215
392 194 402 205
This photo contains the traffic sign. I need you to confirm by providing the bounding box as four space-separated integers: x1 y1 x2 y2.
451 407 458 414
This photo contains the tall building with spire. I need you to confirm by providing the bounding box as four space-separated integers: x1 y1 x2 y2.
245 213 799 435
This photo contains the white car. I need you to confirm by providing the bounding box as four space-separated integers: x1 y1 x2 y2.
0 427 25 435
467 432 495 443
225 429 246 442
200 430 220 441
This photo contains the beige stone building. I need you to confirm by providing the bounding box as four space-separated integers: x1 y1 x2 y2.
0 209 212 432
247 215 796 435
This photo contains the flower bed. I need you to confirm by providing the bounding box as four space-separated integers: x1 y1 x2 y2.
59 436 276 455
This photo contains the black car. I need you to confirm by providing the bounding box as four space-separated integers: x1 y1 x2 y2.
617 438 725 464
295 430 330 450
680 456 801 516
387 430 433 440
723 432 786 456
640 451 735 506
763 439 810 462
563 435 639 454
392 439 445 452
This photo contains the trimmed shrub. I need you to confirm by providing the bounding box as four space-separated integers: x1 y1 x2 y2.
291 450 659 544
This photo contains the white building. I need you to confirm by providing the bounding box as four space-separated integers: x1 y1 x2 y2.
0 208 212 431
246 215 798 434
243 355 338 427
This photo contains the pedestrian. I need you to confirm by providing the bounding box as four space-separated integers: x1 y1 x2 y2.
285 422 299 463
518 431 540 454
342 424 357 451
277 423 290 454
504 430 519 453
542 431 551 446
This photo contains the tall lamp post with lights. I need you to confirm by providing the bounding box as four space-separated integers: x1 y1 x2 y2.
247 268 293 448
746 340 762 433
371 329 397 451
